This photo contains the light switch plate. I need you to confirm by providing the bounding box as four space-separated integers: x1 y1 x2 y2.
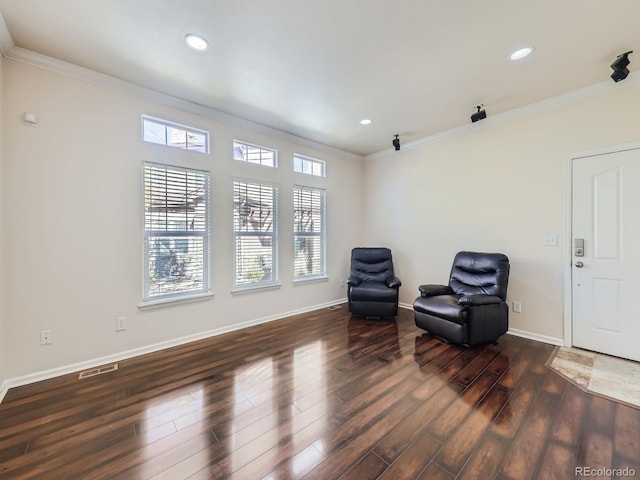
543 234 558 246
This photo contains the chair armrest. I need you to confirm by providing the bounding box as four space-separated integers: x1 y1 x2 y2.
347 276 362 287
386 276 402 288
458 295 503 306
418 284 452 297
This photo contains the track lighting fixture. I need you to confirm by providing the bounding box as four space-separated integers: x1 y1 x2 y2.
471 105 487 123
392 134 400 151
611 51 633 82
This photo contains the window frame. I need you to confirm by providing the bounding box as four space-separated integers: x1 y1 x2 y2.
233 140 278 168
232 178 279 291
293 185 327 281
142 115 210 154
293 154 325 177
142 162 211 305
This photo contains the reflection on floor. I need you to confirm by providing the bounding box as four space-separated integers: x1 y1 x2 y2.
547 346 640 409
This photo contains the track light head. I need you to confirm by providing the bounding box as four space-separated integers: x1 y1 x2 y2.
392 134 400 151
611 51 633 82
471 105 487 123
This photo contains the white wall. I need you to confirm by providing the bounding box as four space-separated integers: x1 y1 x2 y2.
364 80 640 342
7 48 640 385
2 59 364 378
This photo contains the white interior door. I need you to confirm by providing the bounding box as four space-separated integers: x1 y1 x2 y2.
572 148 640 362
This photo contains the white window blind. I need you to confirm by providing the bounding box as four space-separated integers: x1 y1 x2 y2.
233 140 277 167
233 180 278 288
294 186 326 278
143 162 210 301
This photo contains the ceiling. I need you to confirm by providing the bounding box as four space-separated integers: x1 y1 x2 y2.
0 0 639 156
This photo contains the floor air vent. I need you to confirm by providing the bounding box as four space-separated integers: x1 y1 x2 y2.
326 305 341 311
78 363 118 379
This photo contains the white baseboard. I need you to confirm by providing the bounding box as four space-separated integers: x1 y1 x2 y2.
0 299 565 404
401 302 565 346
507 328 564 346
0 298 348 403
0 380 9 404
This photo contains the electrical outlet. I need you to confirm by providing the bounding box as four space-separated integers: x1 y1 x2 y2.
40 329 52 345
512 301 522 313
339 278 345 288
116 316 127 331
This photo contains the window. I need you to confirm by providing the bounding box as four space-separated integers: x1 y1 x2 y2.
233 180 278 288
294 154 325 177
294 186 326 279
143 163 210 302
233 140 277 167
142 116 209 153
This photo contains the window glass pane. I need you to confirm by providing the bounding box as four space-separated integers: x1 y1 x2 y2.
233 140 277 168
234 180 278 287
294 154 325 177
245 146 262 165
235 236 274 284
187 130 207 153
144 163 210 301
312 161 323 177
293 156 302 172
294 236 322 276
142 116 209 154
143 119 166 145
167 126 187 149
294 186 325 278
147 235 205 296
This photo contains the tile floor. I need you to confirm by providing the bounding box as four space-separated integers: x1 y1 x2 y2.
547 346 640 409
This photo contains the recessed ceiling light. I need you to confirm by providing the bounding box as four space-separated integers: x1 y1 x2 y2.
510 47 533 61
360 119 372 125
185 34 208 51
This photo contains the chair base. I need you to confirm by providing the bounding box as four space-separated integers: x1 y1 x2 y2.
415 311 467 344
353 315 396 321
414 310 507 347
349 300 398 319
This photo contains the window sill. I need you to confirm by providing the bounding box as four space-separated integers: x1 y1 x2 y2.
293 275 329 285
231 283 282 295
138 291 214 310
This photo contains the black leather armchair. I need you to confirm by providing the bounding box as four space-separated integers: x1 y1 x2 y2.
348 247 401 318
413 251 510 346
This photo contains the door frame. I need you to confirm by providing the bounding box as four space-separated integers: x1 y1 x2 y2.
564 141 640 348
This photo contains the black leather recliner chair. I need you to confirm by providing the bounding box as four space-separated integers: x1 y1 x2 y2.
348 247 401 318
413 251 510 346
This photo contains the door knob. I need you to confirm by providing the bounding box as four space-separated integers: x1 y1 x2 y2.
575 261 584 268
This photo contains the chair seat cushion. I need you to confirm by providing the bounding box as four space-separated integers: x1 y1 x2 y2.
413 295 464 324
350 281 398 302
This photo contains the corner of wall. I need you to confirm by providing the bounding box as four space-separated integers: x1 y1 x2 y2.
0 49 7 401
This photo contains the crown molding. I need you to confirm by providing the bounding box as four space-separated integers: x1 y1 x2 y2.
367 72 640 161
3 46 363 162
5 37 638 164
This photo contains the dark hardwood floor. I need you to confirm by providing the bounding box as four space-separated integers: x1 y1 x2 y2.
0 305 638 479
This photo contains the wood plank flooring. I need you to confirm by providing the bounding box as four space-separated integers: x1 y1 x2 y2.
0 305 638 479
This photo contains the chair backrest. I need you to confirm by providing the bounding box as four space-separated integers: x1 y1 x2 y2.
350 247 395 283
449 251 510 300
